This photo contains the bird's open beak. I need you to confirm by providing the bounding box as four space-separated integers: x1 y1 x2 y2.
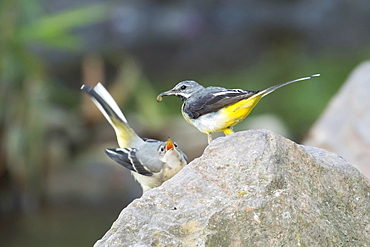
156 90 175 102
165 137 175 151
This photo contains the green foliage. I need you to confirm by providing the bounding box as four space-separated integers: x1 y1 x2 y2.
0 0 110 213
17 3 109 50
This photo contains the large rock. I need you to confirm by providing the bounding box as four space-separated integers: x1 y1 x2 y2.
95 130 370 246
304 61 370 178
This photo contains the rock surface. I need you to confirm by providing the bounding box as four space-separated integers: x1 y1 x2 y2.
304 61 370 179
95 130 370 247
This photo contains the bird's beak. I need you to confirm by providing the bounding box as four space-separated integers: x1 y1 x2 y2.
156 89 176 102
165 137 175 151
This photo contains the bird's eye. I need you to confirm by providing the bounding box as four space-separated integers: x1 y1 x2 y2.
180 85 187 90
160 146 165 152
173 142 178 148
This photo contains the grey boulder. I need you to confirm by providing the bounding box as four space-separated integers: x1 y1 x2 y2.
95 130 370 247
305 61 370 178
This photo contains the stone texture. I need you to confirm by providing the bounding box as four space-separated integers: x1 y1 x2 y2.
95 130 370 247
304 61 370 178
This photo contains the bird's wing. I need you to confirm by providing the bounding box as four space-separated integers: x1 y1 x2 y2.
81 83 144 148
105 148 154 176
184 89 259 119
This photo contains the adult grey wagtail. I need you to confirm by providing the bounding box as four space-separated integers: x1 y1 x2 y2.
81 83 188 193
157 74 320 143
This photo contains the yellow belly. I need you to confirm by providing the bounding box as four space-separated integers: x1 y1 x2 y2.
220 94 263 129
182 94 263 134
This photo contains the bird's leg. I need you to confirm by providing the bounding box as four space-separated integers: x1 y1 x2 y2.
223 127 234 136
207 133 213 144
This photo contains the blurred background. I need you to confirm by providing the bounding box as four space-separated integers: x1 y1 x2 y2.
1 0 370 246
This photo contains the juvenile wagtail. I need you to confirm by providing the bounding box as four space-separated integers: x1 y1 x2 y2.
157 74 320 143
82 83 188 193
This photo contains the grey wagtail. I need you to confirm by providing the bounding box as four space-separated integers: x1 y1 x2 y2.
157 74 320 143
81 83 188 193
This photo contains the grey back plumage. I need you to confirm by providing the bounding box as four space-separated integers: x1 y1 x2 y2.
135 140 166 173
171 81 259 119
105 139 166 175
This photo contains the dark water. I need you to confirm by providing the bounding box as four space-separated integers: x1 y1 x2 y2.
0 204 125 247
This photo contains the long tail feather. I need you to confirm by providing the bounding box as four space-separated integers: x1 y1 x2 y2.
260 74 320 97
81 83 143 148
93 83 128 123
